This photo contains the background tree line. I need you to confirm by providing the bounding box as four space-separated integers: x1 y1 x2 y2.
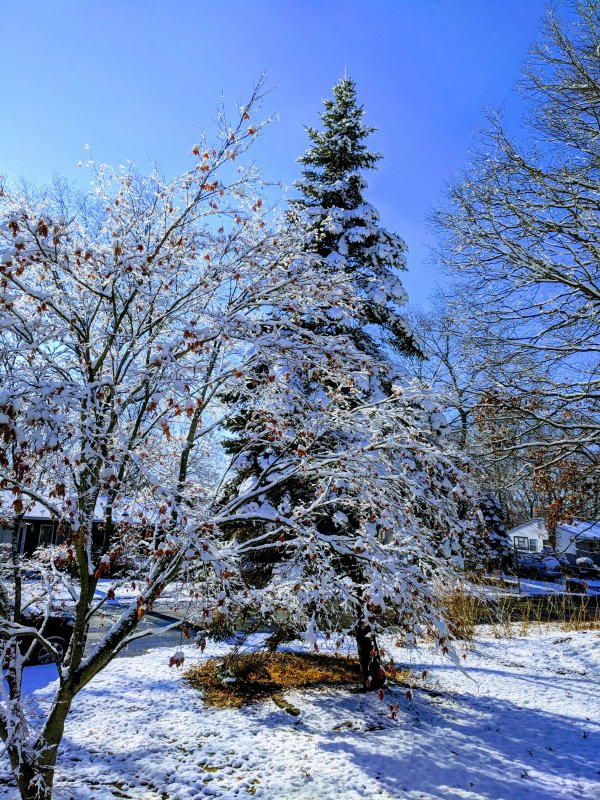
404 1 600 545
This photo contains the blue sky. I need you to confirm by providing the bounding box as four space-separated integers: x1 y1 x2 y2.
1 0 549 303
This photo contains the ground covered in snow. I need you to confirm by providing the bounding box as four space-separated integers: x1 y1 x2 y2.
2 628 599 799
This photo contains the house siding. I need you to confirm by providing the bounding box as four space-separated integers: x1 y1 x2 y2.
508 519 548 553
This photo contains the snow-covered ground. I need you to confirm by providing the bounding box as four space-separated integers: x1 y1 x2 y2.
1 629 599 799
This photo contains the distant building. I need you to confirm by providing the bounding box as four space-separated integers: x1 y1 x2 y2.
554 520 600 565
0 492 149 555
508 518 600 565
0 496 69 554
507 519 548 554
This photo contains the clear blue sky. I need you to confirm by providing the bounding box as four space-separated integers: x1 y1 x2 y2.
1 0 550 303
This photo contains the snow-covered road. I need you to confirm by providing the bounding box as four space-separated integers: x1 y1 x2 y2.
1 628 598 799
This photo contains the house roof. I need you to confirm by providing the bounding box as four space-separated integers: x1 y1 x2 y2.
0 490 155 525
507 519 546 536
557 520 600 541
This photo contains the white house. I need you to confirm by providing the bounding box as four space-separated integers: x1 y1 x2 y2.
507 519 549 553
508 518 600 565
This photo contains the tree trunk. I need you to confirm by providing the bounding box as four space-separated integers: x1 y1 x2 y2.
11 684 75 800
14 762 38 800
8 747 54 800
23 774 54 800
355 622 385 691
10 729 63 800
458 407 469 450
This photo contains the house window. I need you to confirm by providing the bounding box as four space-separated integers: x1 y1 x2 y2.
529 538 537 552
38 524 55 547
0 526 12 545
514 536 529 551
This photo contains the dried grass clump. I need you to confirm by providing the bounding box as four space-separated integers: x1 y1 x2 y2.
186 650 366 708
443 589 480 641
443 579 600 641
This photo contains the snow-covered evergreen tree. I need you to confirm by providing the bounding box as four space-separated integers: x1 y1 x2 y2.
479 492 512 571
220 78 475 690
292 75 421 360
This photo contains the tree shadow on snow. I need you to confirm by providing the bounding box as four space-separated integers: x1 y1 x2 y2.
3 659 598 800
310 682 599 800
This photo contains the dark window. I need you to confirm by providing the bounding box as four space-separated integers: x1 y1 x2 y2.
514 536 529 550
39 524 55 547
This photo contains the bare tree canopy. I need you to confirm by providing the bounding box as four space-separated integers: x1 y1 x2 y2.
434 1 600 479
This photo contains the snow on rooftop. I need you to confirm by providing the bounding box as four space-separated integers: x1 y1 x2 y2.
557 520 600 540
0 490 155 524
0 491 51 520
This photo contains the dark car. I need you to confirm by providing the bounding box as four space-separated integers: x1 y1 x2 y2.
515 553 563 582
557 555 599 581
574 557 600 581
19 609 75 665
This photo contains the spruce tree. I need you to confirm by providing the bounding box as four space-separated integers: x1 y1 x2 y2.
292 76 421 362
290 77 423 685
219 78 464 691
479 493 512 571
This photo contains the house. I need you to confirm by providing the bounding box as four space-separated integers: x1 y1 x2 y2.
507 519 549 553
508 518 600 565
0 496 69 554
555 520 600 566
0 492 152 556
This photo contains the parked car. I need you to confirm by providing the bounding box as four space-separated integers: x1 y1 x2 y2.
557 555 600 581
18 609 75 665
574 557 600 581
515 553 563 582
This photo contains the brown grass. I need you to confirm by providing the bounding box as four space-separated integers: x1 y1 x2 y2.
443 583 600 641
444 589 478 641
186 650 371 708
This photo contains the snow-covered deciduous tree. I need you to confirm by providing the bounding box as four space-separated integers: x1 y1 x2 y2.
0 85 285 798
401 291 490 451
401 292 548 532
434 2 600 497
0 84 379 799
0 83 480 798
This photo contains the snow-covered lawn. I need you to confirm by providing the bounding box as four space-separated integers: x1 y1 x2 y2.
2 629 599 799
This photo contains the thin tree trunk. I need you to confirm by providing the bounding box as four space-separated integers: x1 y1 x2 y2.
458 408 469 450
355 621 385 691
9 690 74 800
34 695 73 798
